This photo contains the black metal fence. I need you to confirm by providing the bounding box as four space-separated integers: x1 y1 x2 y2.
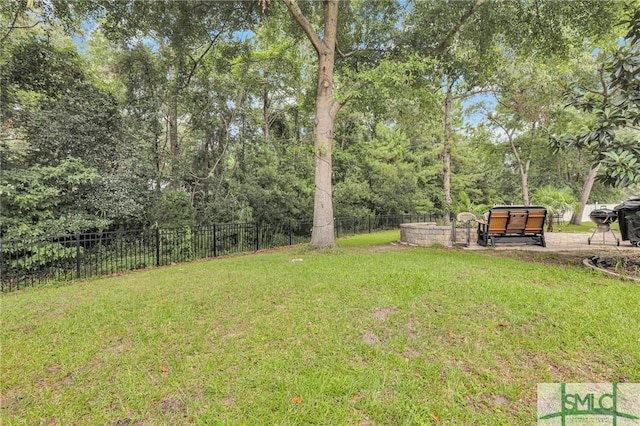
0 214 436 292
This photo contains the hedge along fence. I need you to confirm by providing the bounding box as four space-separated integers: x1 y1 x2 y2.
0 214 437 292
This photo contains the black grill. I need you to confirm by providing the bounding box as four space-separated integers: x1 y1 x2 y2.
587 208 620 246
589 209 617 225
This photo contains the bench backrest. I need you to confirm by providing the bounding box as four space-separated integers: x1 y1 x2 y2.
487 211 509 233
506 211 527 233
524 211 546 233
486 206 547 235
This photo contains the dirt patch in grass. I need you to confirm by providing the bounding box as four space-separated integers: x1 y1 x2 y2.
366 242 407 253
222 394 236 407
158 394 187 416
362 331 381 345
372 307 399 321
0 391 24 414
497 349 613 383
491 394 511 408
402 346 421 360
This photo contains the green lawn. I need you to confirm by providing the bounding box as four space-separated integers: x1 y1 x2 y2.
554 221 619 233
2 230 639 425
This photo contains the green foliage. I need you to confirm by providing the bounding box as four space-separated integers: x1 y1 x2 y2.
1 35 151 234
531 186 578 217
20 81 122 170
151 189 195 229
3 36 84 99
562 7 640 187
3 240 79 276
333 176 372 217
0 0 631 240
451 191 489 218
0 157 106 238
334 123 421 216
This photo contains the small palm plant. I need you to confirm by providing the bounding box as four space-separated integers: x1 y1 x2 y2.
451 191 489 218
531 186 579 232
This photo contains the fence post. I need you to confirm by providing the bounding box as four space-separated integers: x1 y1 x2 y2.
0 240 3 292
255 223 260 251
76 233 81 279
368 216 371 233
289 220 293 246
451 221 456 247
155 228 160 267
213 224 217 257
353 217 357 235
466 220 471 247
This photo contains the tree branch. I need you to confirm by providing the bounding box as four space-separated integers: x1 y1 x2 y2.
181 28 225 89
452 85 495 101
0 6 21 45
336 44 357 58
282 0 325 55
1 9 41 45
431 0 486 56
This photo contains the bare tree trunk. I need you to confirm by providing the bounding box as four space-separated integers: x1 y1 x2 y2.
263 89 271 142
571 163 600 225
168 66 179 185
522 159 530 206
442 76 454 225
508 133 530 205
571 67 608 225
486 115 531 206
284 0 340 249
310 31 339 247
153 134 162 193
169 93 178 157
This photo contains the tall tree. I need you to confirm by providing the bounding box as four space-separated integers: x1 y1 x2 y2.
280 0 340 248
402 0 622 218
562 6 640 192
556 62 615 225
91 0 255 185
403 0 494 224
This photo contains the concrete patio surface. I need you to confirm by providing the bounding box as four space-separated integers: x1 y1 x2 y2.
464 231 640 253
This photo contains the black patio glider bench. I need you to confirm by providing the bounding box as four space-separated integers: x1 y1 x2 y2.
477 206 547 247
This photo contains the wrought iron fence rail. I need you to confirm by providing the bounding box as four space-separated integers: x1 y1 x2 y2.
0 214 436 292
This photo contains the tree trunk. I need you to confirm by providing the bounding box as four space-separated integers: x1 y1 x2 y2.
310 36 338 248
168 67 179 184
284 0 340 249
507 132 530 205
571 163 600 225
169 92 178 159
522 159 530 206
153 134 162 193
442 76 454 225
263 89 271 142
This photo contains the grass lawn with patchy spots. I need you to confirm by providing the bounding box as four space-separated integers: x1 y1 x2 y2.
2 230 639 425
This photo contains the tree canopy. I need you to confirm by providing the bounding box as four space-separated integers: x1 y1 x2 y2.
1 0 637 243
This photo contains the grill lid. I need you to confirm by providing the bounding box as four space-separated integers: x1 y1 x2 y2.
589 208 617 224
